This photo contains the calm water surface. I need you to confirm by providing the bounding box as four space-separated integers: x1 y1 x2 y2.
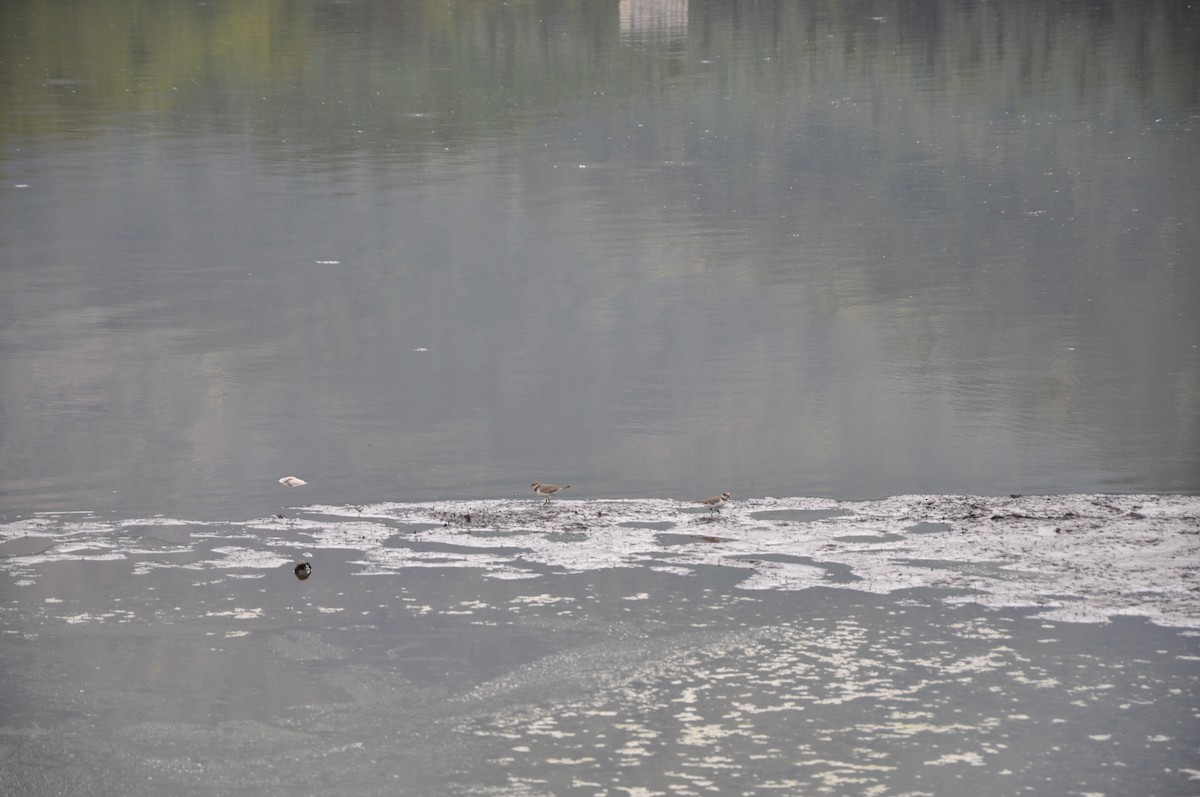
1 0 1196 516
1 1 1199 794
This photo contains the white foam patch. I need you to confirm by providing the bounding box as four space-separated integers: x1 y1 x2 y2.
3 494 1198 627
449 617 1079 793
205 547 293 569
205 608 263 619
925 751 987 766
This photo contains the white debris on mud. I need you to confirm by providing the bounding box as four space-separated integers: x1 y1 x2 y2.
2 494 1198 627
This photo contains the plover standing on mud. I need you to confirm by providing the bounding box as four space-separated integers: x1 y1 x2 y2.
531 482 570 505
694 492 731 515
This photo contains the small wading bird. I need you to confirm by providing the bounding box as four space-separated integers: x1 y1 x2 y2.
694 492 731 515
531 482 570 505
294 561 312 580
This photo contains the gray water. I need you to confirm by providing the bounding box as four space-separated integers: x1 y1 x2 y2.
2 1 1199 794
2 0 1197 517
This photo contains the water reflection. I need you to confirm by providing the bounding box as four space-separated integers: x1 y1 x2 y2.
620 0 688 44
0 0 1197 519
1 5 1199 794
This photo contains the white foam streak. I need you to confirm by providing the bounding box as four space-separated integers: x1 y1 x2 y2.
3 494 1198 627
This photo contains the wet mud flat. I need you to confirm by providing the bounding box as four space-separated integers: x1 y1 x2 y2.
1 494 1198 795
